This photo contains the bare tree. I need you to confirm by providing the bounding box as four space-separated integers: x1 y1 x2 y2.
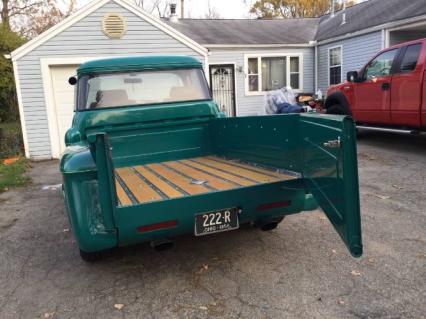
20 1 76 38
1 0 76 37
133 0 169 17
204 0 221 19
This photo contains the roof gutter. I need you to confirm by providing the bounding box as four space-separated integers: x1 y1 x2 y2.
204 43 315 49
317 14 426 45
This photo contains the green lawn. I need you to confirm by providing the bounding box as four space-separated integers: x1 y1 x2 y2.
0 122 29 192
0 158 31 192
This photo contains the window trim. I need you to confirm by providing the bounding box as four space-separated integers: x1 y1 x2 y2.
328 45 343 86
244 53 304 96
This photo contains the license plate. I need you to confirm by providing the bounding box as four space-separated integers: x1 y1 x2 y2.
194 207 239 236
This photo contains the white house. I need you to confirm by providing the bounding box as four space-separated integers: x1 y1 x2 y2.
10 0 426 159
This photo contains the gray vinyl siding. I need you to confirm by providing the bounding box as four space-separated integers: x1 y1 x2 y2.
208 47 315 116
16 1 204 159
317 31 383 93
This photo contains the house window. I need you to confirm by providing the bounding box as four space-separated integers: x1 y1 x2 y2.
248 58 259 91
329 47 342 85
245 55 302 94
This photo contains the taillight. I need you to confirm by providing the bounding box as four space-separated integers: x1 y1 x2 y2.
137 220 178 233
256 200 291 211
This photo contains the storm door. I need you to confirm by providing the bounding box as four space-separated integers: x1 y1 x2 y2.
209 65 236 117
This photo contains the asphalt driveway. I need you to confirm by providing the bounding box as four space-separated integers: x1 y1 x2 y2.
0 130 425 319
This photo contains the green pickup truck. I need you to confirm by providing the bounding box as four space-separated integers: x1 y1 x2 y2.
61 56 362 262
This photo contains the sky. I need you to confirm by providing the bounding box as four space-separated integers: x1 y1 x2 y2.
73 0 365 19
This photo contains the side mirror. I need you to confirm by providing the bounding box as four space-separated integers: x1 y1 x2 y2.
346 71 359 83
68 76 77 85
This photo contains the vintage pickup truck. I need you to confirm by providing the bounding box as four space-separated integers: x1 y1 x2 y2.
61 56 362 261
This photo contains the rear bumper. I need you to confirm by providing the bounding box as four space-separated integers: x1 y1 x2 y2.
115 180 311 247
63 173 316 252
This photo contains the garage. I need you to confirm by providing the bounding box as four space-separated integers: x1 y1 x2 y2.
47 65 79 156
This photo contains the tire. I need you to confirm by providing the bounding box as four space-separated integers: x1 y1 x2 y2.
326 104 349 115
79 249 104 262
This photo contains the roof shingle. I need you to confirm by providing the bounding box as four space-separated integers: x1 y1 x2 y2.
316 0 426 41
163 0 426 45
164 18 320 45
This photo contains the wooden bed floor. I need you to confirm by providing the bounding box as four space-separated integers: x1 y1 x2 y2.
114 156 298 207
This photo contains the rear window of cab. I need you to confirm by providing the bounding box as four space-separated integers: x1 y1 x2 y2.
76 68 211 110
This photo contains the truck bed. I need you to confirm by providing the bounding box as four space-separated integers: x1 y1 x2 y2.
114 156 299 207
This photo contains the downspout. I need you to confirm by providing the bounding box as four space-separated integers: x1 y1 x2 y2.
310 40 318 93
315 44 318 93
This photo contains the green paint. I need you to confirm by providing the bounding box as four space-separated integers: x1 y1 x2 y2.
61 56 362 257
77 56 203 76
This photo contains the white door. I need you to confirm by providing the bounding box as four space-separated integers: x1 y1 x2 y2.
49 65 79 157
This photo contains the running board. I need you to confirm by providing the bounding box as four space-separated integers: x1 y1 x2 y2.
357 125 419 134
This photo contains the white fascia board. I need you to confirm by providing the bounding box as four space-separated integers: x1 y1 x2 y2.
11 0 208 62
12 61 30 158
11 0 110 61
317 14 426 46
205 43 314 49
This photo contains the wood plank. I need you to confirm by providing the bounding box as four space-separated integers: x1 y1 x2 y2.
115 178 133 206
146 163 210 195
134 165 183 199
116 167 163 203
165 161 236 191
194 157 280 183
207 156 294 180
181 159 256 187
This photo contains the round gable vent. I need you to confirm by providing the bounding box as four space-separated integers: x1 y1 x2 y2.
102 13 127 39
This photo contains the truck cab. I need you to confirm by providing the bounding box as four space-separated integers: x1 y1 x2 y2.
61 56 362 261
325 38 426 131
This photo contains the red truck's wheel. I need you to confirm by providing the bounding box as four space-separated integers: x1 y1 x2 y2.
326 104 350 115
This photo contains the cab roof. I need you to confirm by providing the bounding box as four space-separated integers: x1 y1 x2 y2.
77 55 202 76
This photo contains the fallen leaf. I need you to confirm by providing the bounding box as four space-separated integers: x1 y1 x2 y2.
392 185 403 190
42 184 62 191
332 249 337 254
367 257 375 263
44 312 55 318
199 306 208 310
319 216 327 221
370 193 390 200
63 228 69 232
351 270 361 276
196 264 209 275
3 157 20 165
114 304 124 310
337 299 345 305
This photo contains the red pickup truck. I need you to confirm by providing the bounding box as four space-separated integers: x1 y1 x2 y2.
325 38 426 132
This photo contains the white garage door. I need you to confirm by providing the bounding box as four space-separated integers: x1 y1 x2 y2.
49 65 79 157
